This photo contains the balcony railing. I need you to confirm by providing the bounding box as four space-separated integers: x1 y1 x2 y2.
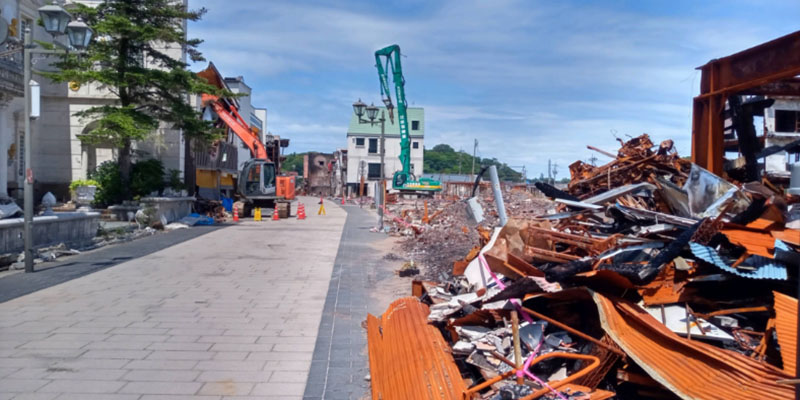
0 56 24 98
194 140 238 172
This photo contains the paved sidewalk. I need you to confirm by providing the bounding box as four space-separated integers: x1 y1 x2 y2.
0 196 346 400
0 225 227 303
304 205 402 400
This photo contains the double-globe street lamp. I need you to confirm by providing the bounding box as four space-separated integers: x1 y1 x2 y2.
22 5 93 273
352 99 386 230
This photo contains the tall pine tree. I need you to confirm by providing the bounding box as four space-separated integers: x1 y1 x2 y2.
45 1 224 198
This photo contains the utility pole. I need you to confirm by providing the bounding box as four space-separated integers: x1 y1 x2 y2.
23 28 33 273
471 139 478 180
378 110 386 230
458 147 463 175
552 162 559 183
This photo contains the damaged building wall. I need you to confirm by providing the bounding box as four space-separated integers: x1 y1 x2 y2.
303 152 334 196
764 98 800 175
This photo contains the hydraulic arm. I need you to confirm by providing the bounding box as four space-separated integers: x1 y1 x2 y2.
375 45 411 187
375 45 441 192
202 94 267 159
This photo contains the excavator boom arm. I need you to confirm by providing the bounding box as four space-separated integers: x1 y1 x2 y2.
203 94 267 160
375 44 411 178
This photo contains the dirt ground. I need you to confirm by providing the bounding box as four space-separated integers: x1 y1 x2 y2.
365 234 417 315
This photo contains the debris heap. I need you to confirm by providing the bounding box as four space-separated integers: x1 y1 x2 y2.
368 134 800 400
387 191 554 280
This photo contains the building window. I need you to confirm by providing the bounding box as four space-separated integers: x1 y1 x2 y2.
411 120 420 130
412 141 419 149
776 110 800 133
355 138 365 147
368 138 378 153
368 163 382 179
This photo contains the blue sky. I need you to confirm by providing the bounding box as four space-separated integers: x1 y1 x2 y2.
187 0 799 179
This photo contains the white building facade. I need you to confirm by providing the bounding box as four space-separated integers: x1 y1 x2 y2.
0 0 191 202
346 106 424 197
763 98 800 175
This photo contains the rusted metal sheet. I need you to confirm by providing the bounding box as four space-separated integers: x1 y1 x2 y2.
773 291 797 376
692 31 800 175
591 291 793 400
367 297 467 400
720 227 776 258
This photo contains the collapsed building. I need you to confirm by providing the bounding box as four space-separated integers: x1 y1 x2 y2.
365 30 800 400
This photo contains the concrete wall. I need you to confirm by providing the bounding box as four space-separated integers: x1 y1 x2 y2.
764 98 800 173
304 152 333 196
0 212 99 253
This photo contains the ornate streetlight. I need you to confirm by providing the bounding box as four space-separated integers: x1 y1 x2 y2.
352 99 387 229
20 5 93 272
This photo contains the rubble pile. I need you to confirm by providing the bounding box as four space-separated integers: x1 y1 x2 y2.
368 134 800 400
388 192 554 280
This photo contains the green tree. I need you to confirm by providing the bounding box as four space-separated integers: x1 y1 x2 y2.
282 153 306 175
423 144 522 181
431 144 455 153
44 1 224 199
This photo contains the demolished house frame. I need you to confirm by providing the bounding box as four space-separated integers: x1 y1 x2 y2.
365 30 800 400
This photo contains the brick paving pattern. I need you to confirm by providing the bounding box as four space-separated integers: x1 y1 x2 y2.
0 197 346 400
304 206 396 400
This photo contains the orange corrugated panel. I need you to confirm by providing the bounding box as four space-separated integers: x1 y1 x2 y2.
367 297 467 400
558 384 615 400
592 292 793 400
772 229 800 246
721 228 776 258
773 291 797 376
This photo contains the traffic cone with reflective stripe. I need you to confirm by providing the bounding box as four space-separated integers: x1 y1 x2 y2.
297 203 306 220
233 205 239 222
272 205 280 221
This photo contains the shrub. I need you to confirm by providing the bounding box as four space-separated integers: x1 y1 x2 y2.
68 179 99 192
90 161 123 207
89 159 166 206
167 169 185 191
130 159 165 197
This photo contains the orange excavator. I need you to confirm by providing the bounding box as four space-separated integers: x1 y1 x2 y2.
202 94 295 217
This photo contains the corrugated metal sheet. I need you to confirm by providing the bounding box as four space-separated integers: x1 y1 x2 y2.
367 297 467 400
773 291 797 376
592 291 793 400
720 227 776 258
689 242 788 280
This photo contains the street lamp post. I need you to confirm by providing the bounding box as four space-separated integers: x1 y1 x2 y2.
22 5 93 273
353 100 386 231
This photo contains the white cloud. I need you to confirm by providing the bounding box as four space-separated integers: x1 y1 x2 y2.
187 0 800 177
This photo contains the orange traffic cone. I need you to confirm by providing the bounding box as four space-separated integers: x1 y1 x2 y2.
233 205 239 222
341 196 345 205
297 203 306 220
272 205 280 221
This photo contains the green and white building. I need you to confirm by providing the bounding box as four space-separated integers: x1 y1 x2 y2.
346 106 424 196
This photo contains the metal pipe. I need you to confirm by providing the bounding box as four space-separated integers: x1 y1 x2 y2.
489 165 507 227
464 352 600 399
23 28 33 273
521 306 626 358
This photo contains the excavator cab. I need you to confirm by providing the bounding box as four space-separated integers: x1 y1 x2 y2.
238 159 276 199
